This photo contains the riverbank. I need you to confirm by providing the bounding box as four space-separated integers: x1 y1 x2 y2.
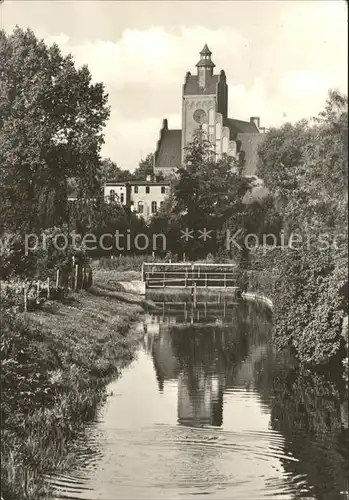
1 282 149 500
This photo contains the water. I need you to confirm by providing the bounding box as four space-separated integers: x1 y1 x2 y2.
48 294 348 500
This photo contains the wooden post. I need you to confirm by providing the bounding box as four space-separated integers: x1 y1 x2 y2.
47 277 50 299
56 269 59 289
37 280 40 299
224 273 226 289
141 263 144 282
205 273 207 289
152 251 155 261
24 288 27 313
163 272 165 288
75 264 78 290
194 282 197 307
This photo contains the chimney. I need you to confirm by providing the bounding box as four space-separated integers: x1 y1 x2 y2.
250 116 260 130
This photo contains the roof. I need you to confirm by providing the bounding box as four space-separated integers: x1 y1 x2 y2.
200 44 212 56
155 129 182 170
105 180 170 186
196 58 216 68
184 74 219 95
226 118 259 137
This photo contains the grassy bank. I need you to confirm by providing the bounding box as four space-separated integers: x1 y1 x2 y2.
1 285 147 500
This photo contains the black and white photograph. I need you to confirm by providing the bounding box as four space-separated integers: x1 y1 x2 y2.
0 1 348 499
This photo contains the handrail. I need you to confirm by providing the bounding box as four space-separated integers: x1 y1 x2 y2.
143 262 237 268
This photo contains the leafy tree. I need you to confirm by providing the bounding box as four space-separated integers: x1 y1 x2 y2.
252 90 348 376
150 128 253 257
133 153 154 180
257 90 348 239
100 158 133 183
0 27 110 232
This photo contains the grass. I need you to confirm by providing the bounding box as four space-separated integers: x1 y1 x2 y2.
1 287 145 500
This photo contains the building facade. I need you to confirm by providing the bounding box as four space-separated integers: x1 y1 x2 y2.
104 177 170 222
154 45 266 179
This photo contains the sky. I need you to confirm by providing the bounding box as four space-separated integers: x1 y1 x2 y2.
1 0 347 171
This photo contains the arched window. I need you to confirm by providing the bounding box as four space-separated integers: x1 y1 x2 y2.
138 201 144 214
109 189 115 202
151 201 158 213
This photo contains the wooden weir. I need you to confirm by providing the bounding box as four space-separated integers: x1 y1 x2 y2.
142 262 240 290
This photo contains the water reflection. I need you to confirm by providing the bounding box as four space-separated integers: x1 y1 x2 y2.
143 296 270 429
49 293 348 500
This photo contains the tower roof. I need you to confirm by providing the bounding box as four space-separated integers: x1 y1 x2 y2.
200 44 212 56
196 44 215 68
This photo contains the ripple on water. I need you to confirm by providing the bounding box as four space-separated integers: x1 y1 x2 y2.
47 423 310 500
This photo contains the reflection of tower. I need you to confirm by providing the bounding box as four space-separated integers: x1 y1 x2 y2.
177 369 225 427
146 323 179 393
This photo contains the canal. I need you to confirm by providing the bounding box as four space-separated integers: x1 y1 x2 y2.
49 294 348 500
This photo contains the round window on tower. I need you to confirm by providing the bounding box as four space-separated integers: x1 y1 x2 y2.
193 109 207 124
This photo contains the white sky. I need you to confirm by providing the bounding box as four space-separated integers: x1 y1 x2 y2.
1 0 347 171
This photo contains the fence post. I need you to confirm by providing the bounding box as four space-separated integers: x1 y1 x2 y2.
47 277 50 299
224 273 226 289
75 264 78 291
24 288 27 313
205 273 207 289
56 269 59 289
163 272 165 288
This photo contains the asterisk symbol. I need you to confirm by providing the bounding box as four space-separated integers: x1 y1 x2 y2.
198 228 212 241
180 228 194 241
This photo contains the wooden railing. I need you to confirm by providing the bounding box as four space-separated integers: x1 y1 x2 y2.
142 262 239 289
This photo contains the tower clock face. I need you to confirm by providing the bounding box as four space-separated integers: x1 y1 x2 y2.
193 108 207 124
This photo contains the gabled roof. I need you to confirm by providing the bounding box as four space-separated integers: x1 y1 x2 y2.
184 74 219 95
226 118 259 137
155 129 182 170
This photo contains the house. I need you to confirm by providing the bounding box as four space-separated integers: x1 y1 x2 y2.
104 175 170 222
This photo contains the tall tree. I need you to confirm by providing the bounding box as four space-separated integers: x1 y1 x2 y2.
133 153 154 180
150 128 252 257
0 27 110 232
257 90 348 240
100 158 133 183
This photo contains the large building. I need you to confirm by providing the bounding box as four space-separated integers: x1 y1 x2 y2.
153 45 266 178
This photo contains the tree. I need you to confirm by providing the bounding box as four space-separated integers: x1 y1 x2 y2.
257 90 348 239
100 158 133 183
253 90 348 376
0 27 110 232
133 153 154 180
150 128 252 258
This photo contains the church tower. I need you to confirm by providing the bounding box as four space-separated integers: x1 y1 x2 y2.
181 45 230 163
153 45 263 179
